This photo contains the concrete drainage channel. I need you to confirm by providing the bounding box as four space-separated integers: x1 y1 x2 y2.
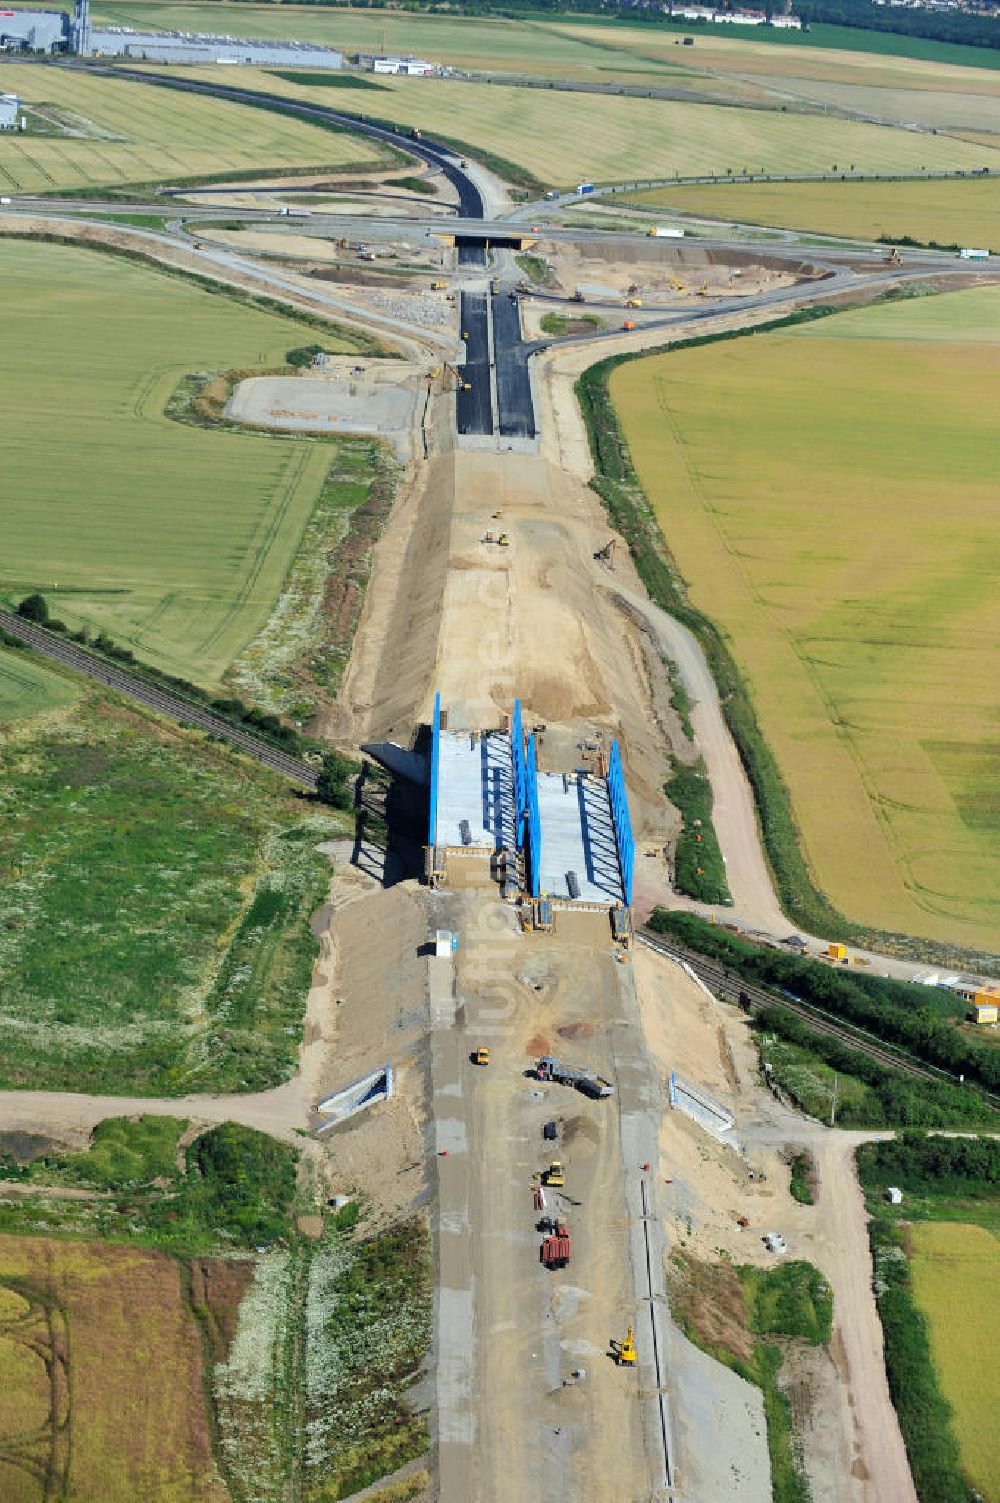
315 1065 393 1131
639 1176 674 1495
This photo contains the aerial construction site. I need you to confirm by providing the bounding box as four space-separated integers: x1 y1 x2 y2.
2 39 999 1503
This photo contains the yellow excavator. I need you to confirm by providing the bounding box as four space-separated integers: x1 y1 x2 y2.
884 246 902 265
594 539 617 566
443 362 471 392
615 1326 637 1366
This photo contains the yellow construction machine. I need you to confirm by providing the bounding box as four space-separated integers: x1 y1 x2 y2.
472 1046 491 1066
543 1160 565 1187
594 539 617 566
884 246 901 265
615 1326 638 1366
443 362 472 392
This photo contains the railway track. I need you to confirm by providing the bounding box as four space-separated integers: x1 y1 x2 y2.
0 609 319 790
638 928 942 1083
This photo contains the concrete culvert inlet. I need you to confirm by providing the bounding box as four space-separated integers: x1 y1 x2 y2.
315 1065 393 1131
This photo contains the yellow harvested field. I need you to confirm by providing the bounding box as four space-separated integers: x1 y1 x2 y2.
0 1236 225 1503
910 1221 1000 1501
0 64 381 192
556 19 1000 92
611 285 1000 946
548 22 1000 131
180 65 998 185
629 178 1000 251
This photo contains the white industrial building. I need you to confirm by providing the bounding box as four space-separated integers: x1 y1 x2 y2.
88 27 343 67
0 7 69 51
360 53 437 76
0 92 20 129
0 1 343 63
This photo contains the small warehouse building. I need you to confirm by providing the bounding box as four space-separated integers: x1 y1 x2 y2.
949 978 1000 1024
886 1187 903 1206
360 53 437 76
0 92 20 129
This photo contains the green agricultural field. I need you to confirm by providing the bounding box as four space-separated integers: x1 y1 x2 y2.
628 177 1000 251
0 647 79 723
909 1221 1000 1501
0 238 370 689
0 696 342 1094
177 64 999 187
611 285 1000 949
94 2 663 76
0 63 383 193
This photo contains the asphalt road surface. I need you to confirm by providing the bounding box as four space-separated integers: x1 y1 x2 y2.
50 59 486 216
456 290 493 436
492 291 536 439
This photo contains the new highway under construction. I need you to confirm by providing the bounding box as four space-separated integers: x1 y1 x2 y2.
2 58 992 1503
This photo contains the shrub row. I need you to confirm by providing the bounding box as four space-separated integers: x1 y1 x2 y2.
869 1218 975 1503
857 1130 1000 1197
756 1005 994 1127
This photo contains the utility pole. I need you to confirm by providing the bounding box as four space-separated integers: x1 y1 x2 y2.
830 1073 838 1129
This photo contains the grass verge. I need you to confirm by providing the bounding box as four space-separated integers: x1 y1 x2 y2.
0 1118 299 1254
213 1216 431 1503
670 1251 831 1503
539 311 604 334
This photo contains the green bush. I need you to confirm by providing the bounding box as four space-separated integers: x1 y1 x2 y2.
188 1123 297 1247
858 1131 1000 1198
17 592 49 624
58 1116 186 1190
665 761 731 904
287 343 327 368
744 1260 833 1344
788 1151 815 1205
317 749 357 810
